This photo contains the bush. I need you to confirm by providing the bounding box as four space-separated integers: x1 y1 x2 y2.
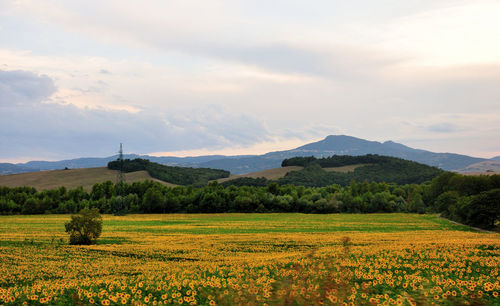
64 208 103 245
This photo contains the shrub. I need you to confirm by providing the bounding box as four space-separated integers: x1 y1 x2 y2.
64 208 103 245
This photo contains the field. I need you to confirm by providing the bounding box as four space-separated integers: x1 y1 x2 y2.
457 161 500 175
323 164 367 173
0 167 175 191
216 166 303 183
0 214 499 305
216 164 367 183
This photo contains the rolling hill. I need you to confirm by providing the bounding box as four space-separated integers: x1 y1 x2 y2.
108 158 229 186
455 160 500 174
0 167 175 191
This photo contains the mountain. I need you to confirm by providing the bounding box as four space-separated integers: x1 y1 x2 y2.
0 135 489 175
0 163 39 175
198 135 486 173
1 154 231 172
491 156 500 162
287 135 486 171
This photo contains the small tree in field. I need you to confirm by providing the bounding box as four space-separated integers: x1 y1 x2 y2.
65 208 102 245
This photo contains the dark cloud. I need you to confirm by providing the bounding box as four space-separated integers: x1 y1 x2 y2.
0 70 56 106
0 79 270 159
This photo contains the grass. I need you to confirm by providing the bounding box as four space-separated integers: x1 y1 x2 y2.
216 166 303 182
0 214 498 305
323 164 368 173
216 164 369 183
0 167 175 190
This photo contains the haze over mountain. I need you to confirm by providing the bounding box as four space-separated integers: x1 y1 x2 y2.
0 135 490 175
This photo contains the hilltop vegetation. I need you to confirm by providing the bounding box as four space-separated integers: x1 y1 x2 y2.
281 155 444 186
108 158 229 186
221 154 444 187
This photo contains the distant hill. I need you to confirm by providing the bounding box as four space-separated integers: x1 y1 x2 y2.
491 156 500 162
0 135 489 175
0 167 175 191
0 163 39 175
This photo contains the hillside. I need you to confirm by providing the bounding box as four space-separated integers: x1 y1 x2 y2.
0 167 175 191
108 158 230 186
216 166 303 183
455 160 500 174
219 155 443 187
0 135 488 175
216 164 363 182
276 155 444 186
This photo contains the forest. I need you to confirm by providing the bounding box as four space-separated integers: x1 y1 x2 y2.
0 172 498 230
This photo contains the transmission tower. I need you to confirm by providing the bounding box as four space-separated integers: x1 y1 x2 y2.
117 143 124 186
114 143 125 215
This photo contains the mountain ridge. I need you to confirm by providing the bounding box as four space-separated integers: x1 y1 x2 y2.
0 135 490 175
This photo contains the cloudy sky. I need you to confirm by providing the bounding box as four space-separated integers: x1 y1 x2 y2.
1 0 499 162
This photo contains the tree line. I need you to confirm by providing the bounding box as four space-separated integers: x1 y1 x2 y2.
1 172 498 229
425 172 500 229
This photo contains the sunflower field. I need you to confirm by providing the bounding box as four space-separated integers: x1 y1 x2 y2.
0 213 498 305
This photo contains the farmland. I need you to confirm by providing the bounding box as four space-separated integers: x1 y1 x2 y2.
216 166 303 183
0 213 498 305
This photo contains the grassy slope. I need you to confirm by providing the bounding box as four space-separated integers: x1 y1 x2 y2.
216 165 368 183
216 166 303 183
457 160 500 174
0 167 176 191
323 164 367 173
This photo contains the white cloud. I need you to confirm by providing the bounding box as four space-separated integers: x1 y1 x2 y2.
0 0 499 160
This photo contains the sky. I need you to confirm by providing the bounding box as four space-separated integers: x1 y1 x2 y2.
1 0 500 162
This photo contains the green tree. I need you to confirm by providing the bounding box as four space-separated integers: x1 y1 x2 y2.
64 208 103 245
465 189 500 229
408 193 425 213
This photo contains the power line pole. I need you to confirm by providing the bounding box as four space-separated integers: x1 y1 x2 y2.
114 143 125 215
118 143 124 186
